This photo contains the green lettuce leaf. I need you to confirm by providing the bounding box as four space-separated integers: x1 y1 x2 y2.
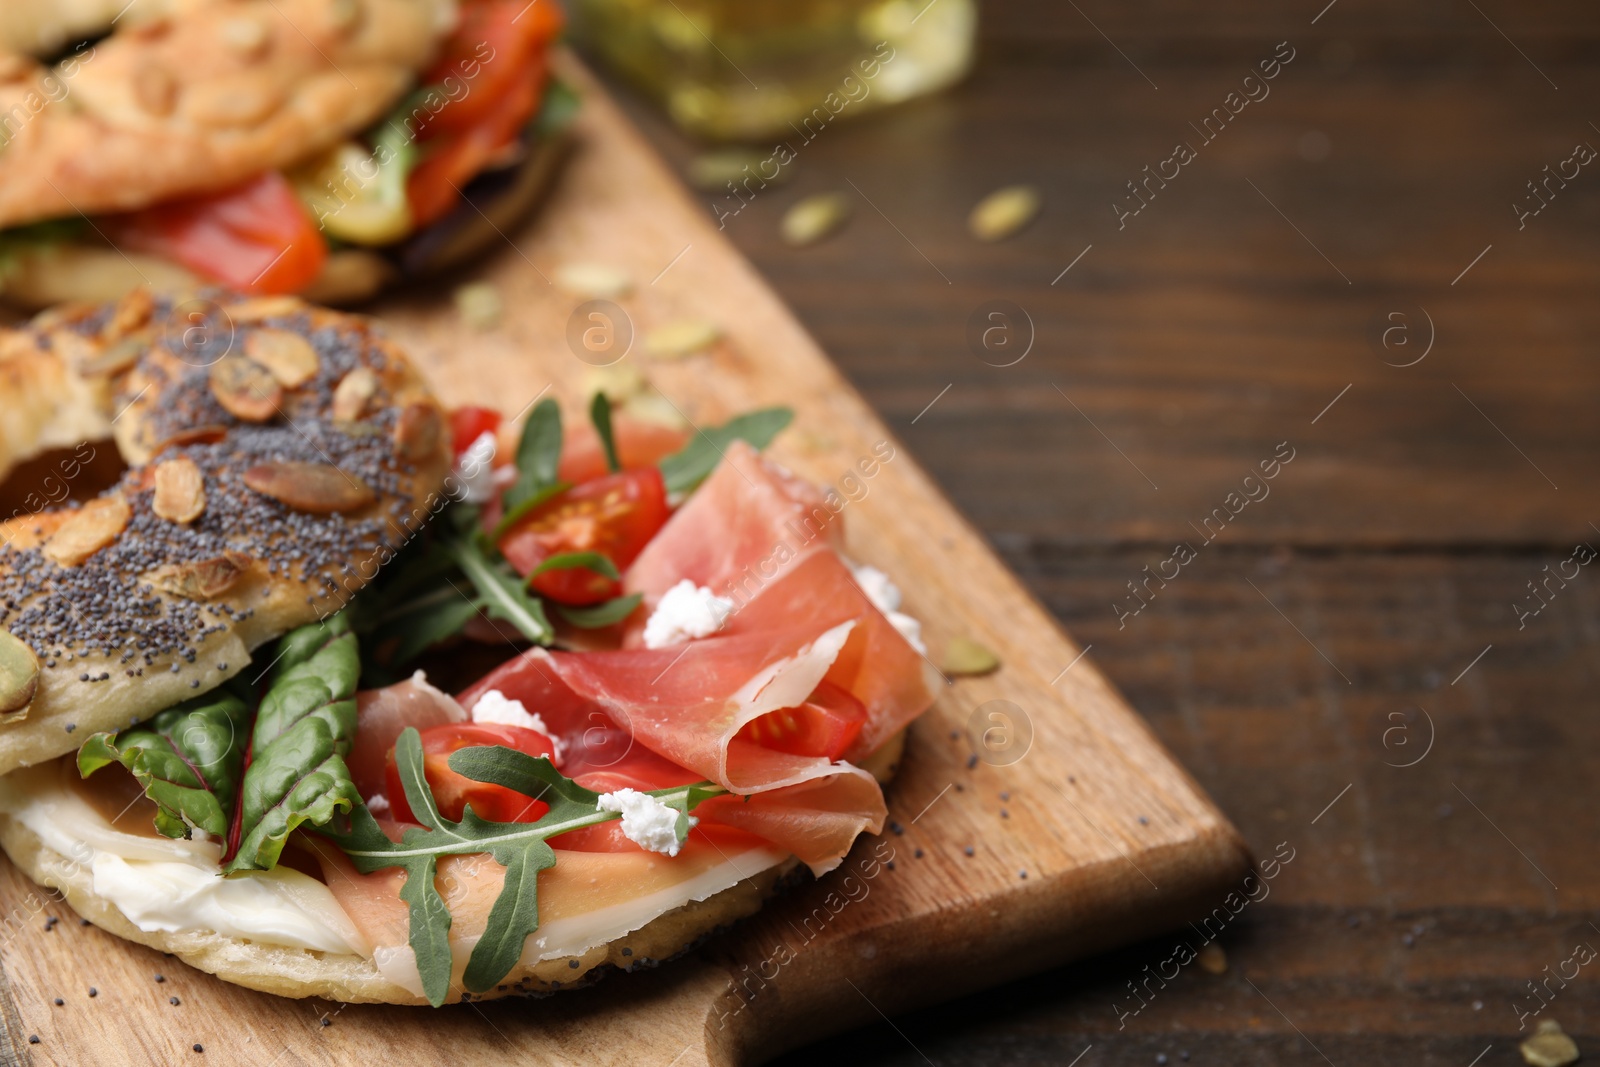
225 617 363 874
76 681 254 839
79 616 363 875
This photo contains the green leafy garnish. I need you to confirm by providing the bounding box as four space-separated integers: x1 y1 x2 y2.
658 408 794 495
321 728 726 1005
450 537 552 645
76 681 254 840
79 616 363 873
590 392 622 474
530 551 621 582
496 398 565 535
557 594 643 629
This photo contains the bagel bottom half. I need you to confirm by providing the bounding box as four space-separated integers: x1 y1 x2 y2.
0 730 906 1005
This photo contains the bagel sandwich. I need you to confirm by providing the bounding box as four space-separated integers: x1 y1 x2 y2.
0 313 940 1006
0 0 572 309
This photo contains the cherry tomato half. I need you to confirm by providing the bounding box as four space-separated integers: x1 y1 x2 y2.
733 681 867 761
498 468 669 606
449 405 503 460
105 172 328 294
384 723 557 823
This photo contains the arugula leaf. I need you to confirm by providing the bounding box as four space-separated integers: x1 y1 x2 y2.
530 551 620 582
557 594 643 629
658 407 794 495
77 680 254 839
503 398 563 516
451 537 552 644
322 729 726 1005
79 617 363 874
590 392 621 474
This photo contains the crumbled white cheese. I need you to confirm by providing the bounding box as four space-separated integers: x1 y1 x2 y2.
851 564 902 614
642 579 734 649
596 788 692 856
472 690 565 761
365 794 391 815
453 430 498 504
848 562 927 654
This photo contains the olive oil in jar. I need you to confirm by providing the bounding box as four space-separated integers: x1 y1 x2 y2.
570 0 976 141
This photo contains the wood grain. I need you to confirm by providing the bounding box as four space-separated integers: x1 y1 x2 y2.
0 55 1248 1065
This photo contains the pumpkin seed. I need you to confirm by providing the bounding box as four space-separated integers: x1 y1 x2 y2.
688 149 786 191
227 296 303 323
80 335 146 378
942 636 1000 677
393 403 442 461
151 458 206 524
1521 1021 1580 1067
145 552 253 601
645 319 720 360
243 462 374 513
781 193 851 246
556 262 632 299
103 288 154 341
210 357 282 421
43 497 131 567
0 631 39 722
454 282 503 331
969 185 1040 242
331 367 379 422
244 329 319 388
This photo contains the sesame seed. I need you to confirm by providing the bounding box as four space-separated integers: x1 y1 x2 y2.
88 987 97 997
154 975 165 983
28 1035 38 1044
963 846 975 857
170 996 180 1005
568 959 579 969
194 1043 204 1053
966 754 978 769
913 848 924 859
53 998 63 1006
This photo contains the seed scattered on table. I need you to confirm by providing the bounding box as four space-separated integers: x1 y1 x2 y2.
969 184 1041 242
170 996 181 1006
88 987 97 997
781 193 851 246
1520 1020 1580 1067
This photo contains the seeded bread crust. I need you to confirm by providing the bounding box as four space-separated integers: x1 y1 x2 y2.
0 290 451 776
0 0 457 228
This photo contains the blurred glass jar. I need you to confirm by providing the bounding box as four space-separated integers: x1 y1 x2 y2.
569 0 976 141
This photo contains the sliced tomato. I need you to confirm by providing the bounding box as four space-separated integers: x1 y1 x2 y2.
415 0 563 139
383 723 557 823
104 172 327 294
558 418 691 484
449 405 503 459
405 0 563 226
733 681 867 760
498 468 669 606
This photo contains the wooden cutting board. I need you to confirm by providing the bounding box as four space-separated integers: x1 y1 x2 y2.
0 56 1250 1066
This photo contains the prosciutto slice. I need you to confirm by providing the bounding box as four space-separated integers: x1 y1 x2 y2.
459 623 888 873
625 440 844 611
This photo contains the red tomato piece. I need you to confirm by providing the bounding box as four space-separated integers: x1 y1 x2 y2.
104 172 327 294
449 405 503 459
557 418 691 484
733 681 867 760
415 0 563 139
498 468 669 606
384 723 557 823
405 0 563 226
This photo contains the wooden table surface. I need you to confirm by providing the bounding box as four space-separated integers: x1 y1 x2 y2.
592 2 1600 1063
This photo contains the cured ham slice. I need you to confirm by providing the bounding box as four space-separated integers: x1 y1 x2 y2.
459 622 889 872
625 440 843 609
621 439 940 761
348 672 467 799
